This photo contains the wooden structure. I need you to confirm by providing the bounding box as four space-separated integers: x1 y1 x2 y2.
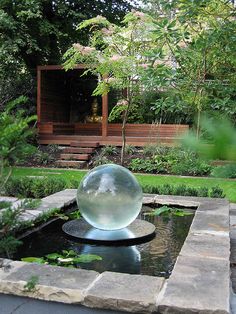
37 65 189 147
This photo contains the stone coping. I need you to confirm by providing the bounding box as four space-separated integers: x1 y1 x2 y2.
0 191 230 313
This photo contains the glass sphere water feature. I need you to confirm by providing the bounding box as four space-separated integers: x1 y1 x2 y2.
77 164 143 230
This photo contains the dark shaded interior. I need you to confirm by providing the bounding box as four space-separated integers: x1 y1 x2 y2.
41 69 101 124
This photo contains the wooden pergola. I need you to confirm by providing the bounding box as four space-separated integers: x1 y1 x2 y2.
37 65 189 146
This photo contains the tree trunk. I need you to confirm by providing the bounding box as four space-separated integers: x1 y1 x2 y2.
120 103 130 166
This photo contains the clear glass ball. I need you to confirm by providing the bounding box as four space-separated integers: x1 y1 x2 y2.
77 164 143 230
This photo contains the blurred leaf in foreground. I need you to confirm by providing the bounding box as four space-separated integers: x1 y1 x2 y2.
182 117 236 161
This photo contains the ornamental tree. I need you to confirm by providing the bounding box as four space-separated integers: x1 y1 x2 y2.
142 0 236 135
64 11 155 165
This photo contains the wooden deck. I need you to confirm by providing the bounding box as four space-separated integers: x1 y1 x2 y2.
38 123 189 146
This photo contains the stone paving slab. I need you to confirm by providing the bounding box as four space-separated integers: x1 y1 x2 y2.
0 196 18 203
0 260 99 304
197 200 229 216
42 189 77 207
158 255 230 314
190 211 229 236
180 232 230 260
83 271 164 313
10 189 78 224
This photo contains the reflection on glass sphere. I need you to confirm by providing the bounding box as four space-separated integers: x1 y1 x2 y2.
84 226 135 241
77 164 142 230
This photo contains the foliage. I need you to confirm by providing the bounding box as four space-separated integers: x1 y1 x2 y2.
66 210 81 220
108 103 144 123
170 159 211 176
209 186 226 198
22 249 102 268
92 155 111 167
125 145 136 155
0 197 65 259
0 96 36 192
143 144 161 157
9 166 235 202
100 145 118 156
0 0 135 114
211 164 236 179
147 205 193 217
34 150 55 165
182 117 236 161
0 236 22 258
23 276 39 293
63 10 155 164
141 0 236 130
47 144 60 154
142 183 224 198
0 201 11 209
129 146 212 176
0 0 134 70
0 202 24 257
129 158 158 173
5 177 68 198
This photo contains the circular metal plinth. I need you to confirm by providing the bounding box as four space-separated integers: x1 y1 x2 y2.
62 219 156 244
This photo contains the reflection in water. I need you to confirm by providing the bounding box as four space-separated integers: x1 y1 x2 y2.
72 244 141 274
14 206 194 278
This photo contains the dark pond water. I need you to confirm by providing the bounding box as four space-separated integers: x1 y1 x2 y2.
14 205 195 278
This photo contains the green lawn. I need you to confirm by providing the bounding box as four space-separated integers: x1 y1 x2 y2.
11 167 236 203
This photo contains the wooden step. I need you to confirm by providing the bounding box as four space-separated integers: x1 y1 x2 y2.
56 160 86 168
63 147 95 154
60 153 90 161
70 141 99 148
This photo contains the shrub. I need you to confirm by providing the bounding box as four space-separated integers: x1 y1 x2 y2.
34 150 55 165
47 144 59 154
92 155 111 167
0 96 36 191
130 146 212 176
170 159 212 176
211 164 236 178
125 145 136 155
143 144 160 157
100 145 118 156
5 177 68 198
209 186 226 198
142 184 224 198
129 158 158 173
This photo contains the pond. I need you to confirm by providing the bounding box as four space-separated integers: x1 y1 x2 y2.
14 205 194 278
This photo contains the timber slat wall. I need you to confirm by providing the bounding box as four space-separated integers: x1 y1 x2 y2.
38 122 189 146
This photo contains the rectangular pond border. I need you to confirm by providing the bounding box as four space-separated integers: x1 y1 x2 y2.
0 190 230 313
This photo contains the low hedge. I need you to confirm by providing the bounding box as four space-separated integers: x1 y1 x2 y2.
4 177 225 199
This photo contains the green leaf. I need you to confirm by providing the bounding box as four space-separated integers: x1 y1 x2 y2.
21 257 45 264
45 253 62 260
73 254 102 263
173 210 193 216
152 206 171 216
62 249 77 257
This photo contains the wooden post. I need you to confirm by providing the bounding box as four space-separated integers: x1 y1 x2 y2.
37 67 41 124
102 93 108 138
